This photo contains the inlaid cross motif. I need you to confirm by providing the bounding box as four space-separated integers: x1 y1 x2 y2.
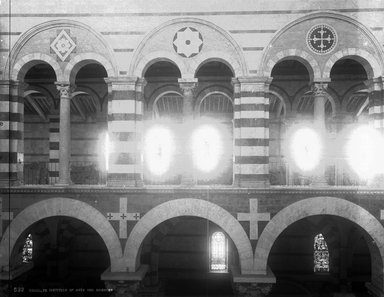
106 197 140 239
237 199 270 240
0 197 14 238
307 24 337 55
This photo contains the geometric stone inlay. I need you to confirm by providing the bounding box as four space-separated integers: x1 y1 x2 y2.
173 27 203 58
106 197 140 239
50 30 76 62
237 199 270 240
306 24 337 55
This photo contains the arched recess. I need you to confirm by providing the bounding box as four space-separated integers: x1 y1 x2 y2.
124 198 253 274
268 86 291 118
323 49 381 79
260 11 384 80
254 197 384 291
194 86 233 114
291 85 339 117
10 53 63 81
64 53 115 84
261 50 320 81
3 19 117 81
129 18 247 78
146 85 183 116
0 198 124 272
192 52 243 78
132 51 187 79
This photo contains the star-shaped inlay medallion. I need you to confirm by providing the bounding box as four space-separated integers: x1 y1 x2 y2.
173 27 203 58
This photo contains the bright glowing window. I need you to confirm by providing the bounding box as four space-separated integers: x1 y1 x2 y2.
210 231 228 272
314 233 329 273
22 234 33 263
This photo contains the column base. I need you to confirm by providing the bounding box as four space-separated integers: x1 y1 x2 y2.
234 176 270 188
232 283 273 297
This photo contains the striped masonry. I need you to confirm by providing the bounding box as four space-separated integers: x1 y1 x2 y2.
0 80 24 184
233 77 270 187
106 78 143 186
48 114 60 184
366 78 384 136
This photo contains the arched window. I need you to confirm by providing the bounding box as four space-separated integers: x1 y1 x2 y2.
210 231 228 272
314 233 329 272
22 234 33 263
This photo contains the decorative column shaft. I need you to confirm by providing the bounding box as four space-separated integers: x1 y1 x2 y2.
56 82 72 185
0 80 25 186
105 77 143 187
311 82 328 186
366 77 384 133
178 78 198 186
48 112 60 184
233 77 271 188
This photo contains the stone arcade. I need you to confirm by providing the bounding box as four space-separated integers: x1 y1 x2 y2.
1 1 384 296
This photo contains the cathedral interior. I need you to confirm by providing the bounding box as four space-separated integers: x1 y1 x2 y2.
1 1 384 296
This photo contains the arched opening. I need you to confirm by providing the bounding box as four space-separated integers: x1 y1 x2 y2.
10 216 111 293
329 58 369 186
143 61 182 185
268 215 371 297
71 62 108 185
195 61 234 185
139 217 234 296
22 62 57 185
269 60 311 186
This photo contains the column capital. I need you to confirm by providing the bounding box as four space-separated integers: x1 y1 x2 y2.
55 82 74 99
312 82 328 97
135 78 147 92
235 76 272 93
365 77 384 92
104 76 139 91
178 78 198 93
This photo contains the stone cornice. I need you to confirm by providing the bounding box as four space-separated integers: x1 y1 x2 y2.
2 185 384 196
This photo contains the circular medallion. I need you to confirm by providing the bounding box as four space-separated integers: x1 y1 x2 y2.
306 24 337 55
173 27 203 58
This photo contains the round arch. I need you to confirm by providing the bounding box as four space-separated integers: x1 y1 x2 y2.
10 53 64 81
341 83 368 114
124 198 254 274
268 85 291 118
129 17 247 78
64 53 116 84
291 85 339 117
323 48 381 79
133 51 186 78
195 86 233 114
193 52 242 78
146 85 183 117
254 197 384 291
0 198 124 272
262 49 320 81
3 19 117 82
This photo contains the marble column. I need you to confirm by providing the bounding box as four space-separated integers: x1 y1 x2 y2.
0 80 25 186
55 82 72 185
232 76 271 188
178 78 198 186
312 82 328 186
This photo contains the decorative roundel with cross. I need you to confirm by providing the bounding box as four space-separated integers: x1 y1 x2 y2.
306 24 337 55
173 27 203 58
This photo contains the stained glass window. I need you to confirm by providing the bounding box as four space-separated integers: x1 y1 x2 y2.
210 231 228 272
22 234 33 263
314 233 329 272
